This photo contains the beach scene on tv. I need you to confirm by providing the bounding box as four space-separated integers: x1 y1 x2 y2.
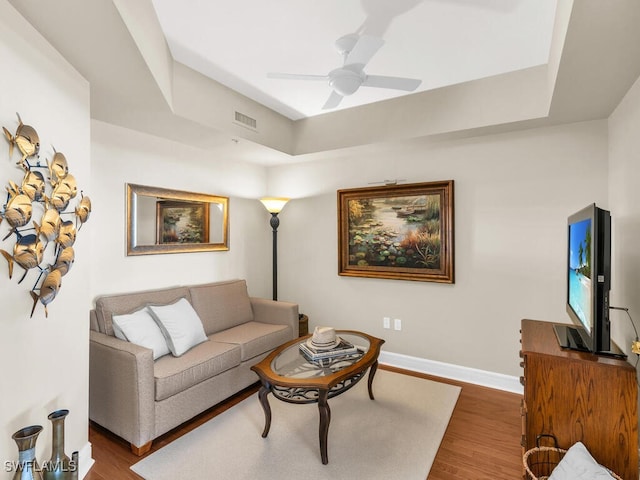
347 194 441 269
568 218 592 331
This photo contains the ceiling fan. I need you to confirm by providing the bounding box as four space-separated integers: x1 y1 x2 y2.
267 33 422 110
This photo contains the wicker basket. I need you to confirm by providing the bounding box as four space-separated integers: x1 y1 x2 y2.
522 445 623 480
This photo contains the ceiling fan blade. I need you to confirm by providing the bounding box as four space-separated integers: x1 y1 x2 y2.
344 35 384 68
362 75 422 91
267 72 328 81
322 90 344 110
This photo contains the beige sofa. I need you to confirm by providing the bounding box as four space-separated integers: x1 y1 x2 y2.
88 279 298 455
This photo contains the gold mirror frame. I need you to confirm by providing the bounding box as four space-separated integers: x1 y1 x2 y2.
126 183 229 255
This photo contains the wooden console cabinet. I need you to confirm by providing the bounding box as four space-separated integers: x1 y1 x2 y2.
520 319 638 480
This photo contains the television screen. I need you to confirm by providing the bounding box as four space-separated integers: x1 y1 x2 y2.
567 217 592 335
557 203 624 357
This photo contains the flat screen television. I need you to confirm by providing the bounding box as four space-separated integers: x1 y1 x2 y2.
554 203 623 357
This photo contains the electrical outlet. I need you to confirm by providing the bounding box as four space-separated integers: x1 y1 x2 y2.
383 317 391 329
394 318 402 331
632 341 640 355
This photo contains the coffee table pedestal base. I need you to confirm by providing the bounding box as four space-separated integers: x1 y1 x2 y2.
257 360 380 465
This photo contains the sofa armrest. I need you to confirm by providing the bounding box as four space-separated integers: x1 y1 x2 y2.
89 331 156 448
250 297 299 338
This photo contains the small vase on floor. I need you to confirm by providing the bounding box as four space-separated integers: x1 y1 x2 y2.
43 409 71 480
11 425 44 480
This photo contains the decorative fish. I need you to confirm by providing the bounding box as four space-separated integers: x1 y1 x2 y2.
30 267 62 318
34 203 61 242
47 147 69 183
20 170 45 202
53 246 74 276
75 193 91 229
1 189 33 239
57 220 76 249
0 234 44 283
2 113 40 168
48 173 77 211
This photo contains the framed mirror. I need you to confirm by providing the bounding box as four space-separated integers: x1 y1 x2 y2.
126 183 229 255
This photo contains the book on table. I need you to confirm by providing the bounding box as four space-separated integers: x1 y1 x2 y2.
299 338 360 361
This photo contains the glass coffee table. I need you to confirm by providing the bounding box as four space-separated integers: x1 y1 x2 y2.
250 330 385 464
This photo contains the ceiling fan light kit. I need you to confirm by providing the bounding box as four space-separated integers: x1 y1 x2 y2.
268 33 422 110
328 67 364 96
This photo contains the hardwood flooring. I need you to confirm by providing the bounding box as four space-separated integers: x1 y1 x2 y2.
85 366 523 479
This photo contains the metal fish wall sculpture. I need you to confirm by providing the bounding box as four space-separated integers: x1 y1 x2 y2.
30 267 62 318
21 170 46 201
3 113 40 169
47 147 69 183
2 188 33 238
1 112 91 318
48 173 77 212
53 246 74 276
75 192 91 229
34 201 61 243
0 233 44 283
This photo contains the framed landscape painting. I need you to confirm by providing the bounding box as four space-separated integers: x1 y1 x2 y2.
337 181 454 283
156 200 210 245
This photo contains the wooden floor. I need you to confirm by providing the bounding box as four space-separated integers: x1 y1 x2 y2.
85 365 523 480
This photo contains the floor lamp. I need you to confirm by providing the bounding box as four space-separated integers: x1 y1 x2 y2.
260 197 289 301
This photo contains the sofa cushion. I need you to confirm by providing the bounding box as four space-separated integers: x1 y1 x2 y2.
154 340 242 401
95 286 191 337
209 321 292 361
148 298 208 357
112 307 171 360
189 280 254 335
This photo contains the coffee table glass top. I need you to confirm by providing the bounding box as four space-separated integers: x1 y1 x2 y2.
271 332 370 379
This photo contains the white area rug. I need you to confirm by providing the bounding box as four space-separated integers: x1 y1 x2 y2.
131 370 460 480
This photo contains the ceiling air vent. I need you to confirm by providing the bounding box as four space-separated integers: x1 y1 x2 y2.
234 111 257 131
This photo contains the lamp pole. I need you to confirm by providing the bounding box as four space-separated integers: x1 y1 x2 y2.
269 212 280 301
260 197 289 301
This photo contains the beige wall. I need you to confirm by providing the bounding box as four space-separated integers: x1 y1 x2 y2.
270 121 609 378
608 74 640 357
0 0 91 473
89 120 273 301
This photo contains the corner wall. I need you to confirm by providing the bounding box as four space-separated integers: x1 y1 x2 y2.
0 0 91 474
270 120 609 378
608 73 640 360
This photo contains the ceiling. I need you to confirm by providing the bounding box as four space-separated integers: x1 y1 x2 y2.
151 0 558 120
7 0 640 164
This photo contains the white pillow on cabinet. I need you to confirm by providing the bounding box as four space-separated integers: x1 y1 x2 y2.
148 298 208 357
112 307 171 360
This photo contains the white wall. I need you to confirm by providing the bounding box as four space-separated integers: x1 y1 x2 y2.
89 121 273 301
0 0 91 474
271 120 609 377
608 73 640 359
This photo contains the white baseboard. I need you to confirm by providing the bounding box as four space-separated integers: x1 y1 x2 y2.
379 350 524 394
78 442 95 480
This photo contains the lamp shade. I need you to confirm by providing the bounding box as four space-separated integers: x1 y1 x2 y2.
260 197 289 213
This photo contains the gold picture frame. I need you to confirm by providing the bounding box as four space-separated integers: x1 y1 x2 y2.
126 183 229 256
338 180 454 283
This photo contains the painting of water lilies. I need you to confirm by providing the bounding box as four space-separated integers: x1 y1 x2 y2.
156 200 210 244
338 181 454 283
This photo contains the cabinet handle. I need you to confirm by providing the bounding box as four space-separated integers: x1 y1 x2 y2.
520 376 525 386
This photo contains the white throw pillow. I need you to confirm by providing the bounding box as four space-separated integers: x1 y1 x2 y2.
148 298 208 356
548 442 615 479
112 308 171 360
